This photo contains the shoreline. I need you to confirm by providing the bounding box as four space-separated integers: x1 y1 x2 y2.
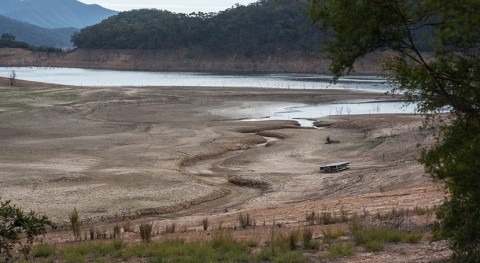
0 48 386 75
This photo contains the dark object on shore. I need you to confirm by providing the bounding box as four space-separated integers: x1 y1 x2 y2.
313 121 334 128
325 136 340 144
320 162 350 173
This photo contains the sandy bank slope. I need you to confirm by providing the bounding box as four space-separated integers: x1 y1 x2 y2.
0 78 441 230
0 48 385 74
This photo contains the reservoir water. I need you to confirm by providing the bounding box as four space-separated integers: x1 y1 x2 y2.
0 67 418 126
0 67 391 92
210 101 418 127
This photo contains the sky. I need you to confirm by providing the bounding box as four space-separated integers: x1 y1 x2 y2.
78 0 259 13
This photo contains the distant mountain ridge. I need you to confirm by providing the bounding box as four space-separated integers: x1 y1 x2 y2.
0 15 76 47
0 0 117 29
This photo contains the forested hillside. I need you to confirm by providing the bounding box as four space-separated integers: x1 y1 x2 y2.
72 0 323 57
0 15 76 47
0 0 117 29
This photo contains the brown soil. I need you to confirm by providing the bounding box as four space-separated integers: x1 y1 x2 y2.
0 76 447 262
0 48 385 74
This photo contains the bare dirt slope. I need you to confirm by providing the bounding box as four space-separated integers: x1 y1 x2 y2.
0 77 446 261
0 48 385 74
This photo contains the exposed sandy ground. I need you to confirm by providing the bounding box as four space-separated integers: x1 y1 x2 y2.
0 77 447 261
0 48 385 74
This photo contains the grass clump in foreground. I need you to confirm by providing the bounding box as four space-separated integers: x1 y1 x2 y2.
257 226 307 263
59 241 124 262
31 233 309 263
323 243 355 259
32 244 55 258
322 227 346 243
350 219 423 252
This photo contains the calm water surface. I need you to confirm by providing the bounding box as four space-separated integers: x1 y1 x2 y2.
0 67 391 92
1 67 418 126
242 101 418 127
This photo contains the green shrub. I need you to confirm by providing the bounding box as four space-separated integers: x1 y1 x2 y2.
287 229 301 250
319 211 335 225
61 249 85 263
126 238 253 262
139 223 153 243
238 213 254 229
258 249 305 263
306 210 349 226
69 208 81 241
112 239 125 250
0 199 52 261
303 227 319 249
350 220 424 251
406 231 423 243
60 242 116 262
32 244 55 258
363 240 384 252
322 227 345 242
324 243 355 258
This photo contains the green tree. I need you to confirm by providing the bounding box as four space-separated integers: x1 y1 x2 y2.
0 200 53 261
70 1 323 57
0 33 15 41
308 0 480 261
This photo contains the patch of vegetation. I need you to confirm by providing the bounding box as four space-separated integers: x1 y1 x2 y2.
0 90 79 110
32 244 56 258
258 224 307 263
322 227 346 243
139 223 153 243
238 213 255 229
112 239 125 250
350 220 423 252
46 236 257 263
0 199 53 261
323 243 355 259
258 249 305 263
60 241 121 262
374 206 435 220
306 208 349 225
69 208 81 241
303 227 320 250
285 229 301 250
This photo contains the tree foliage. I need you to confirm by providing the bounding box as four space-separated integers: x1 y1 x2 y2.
0 14 77 48
0 199 53 261
71 0 323 57
308 0 480 261
0 33 15 41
